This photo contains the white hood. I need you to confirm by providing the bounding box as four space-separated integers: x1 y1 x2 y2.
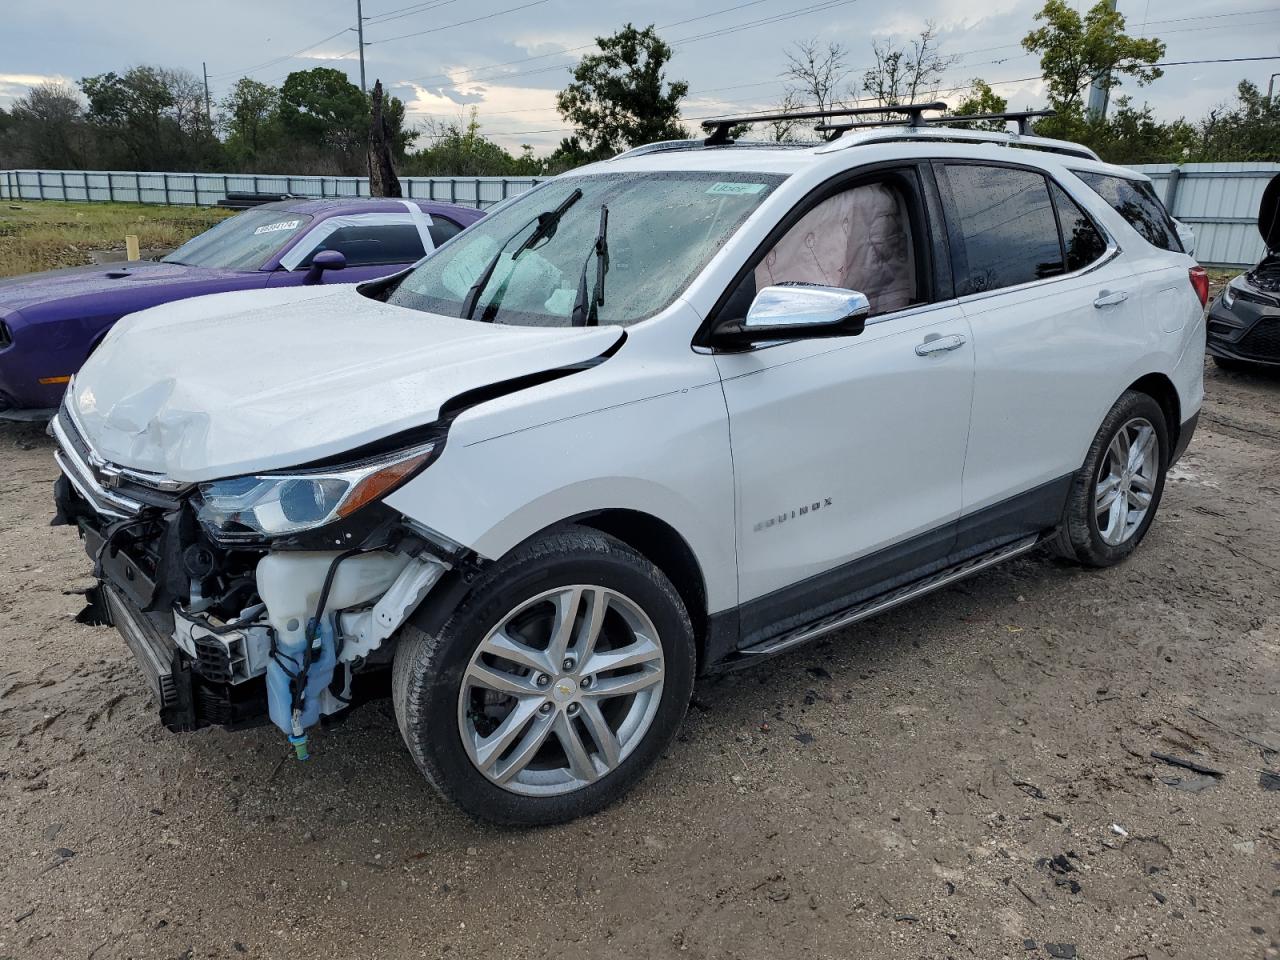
70 284 623 481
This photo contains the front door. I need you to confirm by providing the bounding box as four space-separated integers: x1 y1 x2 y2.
712 167 974 648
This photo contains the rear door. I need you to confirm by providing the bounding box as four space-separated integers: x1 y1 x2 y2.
936 161 1142 552
713 164 975 647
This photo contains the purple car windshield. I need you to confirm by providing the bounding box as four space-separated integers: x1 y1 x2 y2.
162 209 314 271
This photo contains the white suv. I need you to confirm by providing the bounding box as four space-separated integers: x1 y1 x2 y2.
52 108 1207 826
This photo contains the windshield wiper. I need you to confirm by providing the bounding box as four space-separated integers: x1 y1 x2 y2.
571 205 609 327
461 188 583 321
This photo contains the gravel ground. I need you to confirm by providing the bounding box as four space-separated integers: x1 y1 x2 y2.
0 360 1277 960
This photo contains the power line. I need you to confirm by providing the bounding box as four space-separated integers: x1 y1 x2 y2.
211 26 352 79
400 0 796 87
363 0 459 25
366 0 551 45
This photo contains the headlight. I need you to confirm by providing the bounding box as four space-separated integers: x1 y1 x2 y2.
1221 283 1236 308
197 440 439 539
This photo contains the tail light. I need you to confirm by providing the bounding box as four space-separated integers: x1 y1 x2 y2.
1189 266 1209 308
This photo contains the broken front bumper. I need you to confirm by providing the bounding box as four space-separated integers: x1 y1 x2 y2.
1207 286 1280 366
52 406 450 738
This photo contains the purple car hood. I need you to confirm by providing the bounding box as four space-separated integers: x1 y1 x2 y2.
0 260 246 314
68 284 624 482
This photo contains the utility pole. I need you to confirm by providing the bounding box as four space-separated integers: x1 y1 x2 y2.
202 62 212 126
356 0 367 93
1085 0 1117 122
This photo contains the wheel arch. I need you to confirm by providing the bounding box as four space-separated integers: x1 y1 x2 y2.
1125 372 1181 461
572 508 710 668
403 508 716 672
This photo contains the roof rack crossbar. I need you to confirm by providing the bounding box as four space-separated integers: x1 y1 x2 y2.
701 101 947 146
935 109 1056 135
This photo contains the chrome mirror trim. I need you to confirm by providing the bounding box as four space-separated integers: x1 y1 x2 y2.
744 284 871 329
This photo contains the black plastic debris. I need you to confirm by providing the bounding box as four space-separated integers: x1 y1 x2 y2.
1046 945 1077 959
1015 780 1047 800
792 731 815 745
1151 752 1224 777
1023 940 1037 951
1260 770 1280 791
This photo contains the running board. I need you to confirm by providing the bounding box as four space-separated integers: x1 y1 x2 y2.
733 535 1041 661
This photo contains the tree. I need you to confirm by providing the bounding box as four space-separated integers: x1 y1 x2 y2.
404 109 533 177
556 24 688 154
277 68 414 175
948 79 1008 131
80 67 177 167
1195 80 1280 162
278 67 370 169
862 23 956 107
782 39 850 114
220 78 281 164
1022 0 1164 123
4 82 87 168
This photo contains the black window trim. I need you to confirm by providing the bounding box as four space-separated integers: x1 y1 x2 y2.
694 159 954 351
1068 167 1183 254
931 157 1120 308
292 217 428 270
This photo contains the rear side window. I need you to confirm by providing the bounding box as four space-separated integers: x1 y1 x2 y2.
1050 183 1108 272
1074 172 1182 253
941 164 1063 295
301 223 426 267
427 216 463 247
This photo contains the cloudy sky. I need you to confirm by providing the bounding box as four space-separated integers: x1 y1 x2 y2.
3 0 1278 153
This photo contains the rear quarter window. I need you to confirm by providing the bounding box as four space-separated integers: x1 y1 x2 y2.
1074 172 1183 253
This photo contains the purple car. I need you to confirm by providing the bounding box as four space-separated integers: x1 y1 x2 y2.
0 197 484 418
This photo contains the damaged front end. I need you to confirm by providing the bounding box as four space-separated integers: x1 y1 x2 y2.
51 402 459 755
1206 172 1280 367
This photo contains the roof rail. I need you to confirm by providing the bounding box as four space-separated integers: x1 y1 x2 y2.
702 104 1063 145
701 101 947 146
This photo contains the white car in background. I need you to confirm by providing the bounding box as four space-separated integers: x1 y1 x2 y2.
53 106 1206 827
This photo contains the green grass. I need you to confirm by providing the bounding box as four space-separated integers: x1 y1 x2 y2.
0 201 234 278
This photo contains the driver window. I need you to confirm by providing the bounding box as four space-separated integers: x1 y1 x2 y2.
726 177 922 320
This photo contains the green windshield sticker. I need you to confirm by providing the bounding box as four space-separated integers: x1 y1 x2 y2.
707 182 766 196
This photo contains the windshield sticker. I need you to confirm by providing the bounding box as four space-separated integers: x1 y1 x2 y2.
252 220 302 235
707 182 766 196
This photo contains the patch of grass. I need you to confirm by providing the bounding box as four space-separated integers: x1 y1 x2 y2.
0 201 234 278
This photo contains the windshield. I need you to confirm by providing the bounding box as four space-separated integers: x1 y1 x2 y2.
163 208 314 270
388 171 784 327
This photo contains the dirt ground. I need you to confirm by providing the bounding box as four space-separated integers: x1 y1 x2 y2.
1 360 1277 960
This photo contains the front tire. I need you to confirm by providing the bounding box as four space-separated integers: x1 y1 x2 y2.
392 526 695 827
1051 391 1169 568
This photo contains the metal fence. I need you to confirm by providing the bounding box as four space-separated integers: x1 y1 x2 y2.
1130 162 1277 268
0 169 545 210
3 163 1275 266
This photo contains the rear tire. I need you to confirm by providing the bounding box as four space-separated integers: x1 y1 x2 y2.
392 526 695 827
1051 391 1168 568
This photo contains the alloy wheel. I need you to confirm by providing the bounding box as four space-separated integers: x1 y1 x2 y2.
1094 416 1159 546
457 585 665 796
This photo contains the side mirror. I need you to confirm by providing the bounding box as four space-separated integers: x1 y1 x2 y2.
304 249 346 284
713 283 870 349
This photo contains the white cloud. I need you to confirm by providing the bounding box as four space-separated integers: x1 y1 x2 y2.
0 73 75 107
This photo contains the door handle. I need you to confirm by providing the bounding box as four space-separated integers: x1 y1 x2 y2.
1093 289 1129 308
915 333 966 357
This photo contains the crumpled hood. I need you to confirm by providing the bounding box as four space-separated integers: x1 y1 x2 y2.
0 260 245 314
69 284 623 481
